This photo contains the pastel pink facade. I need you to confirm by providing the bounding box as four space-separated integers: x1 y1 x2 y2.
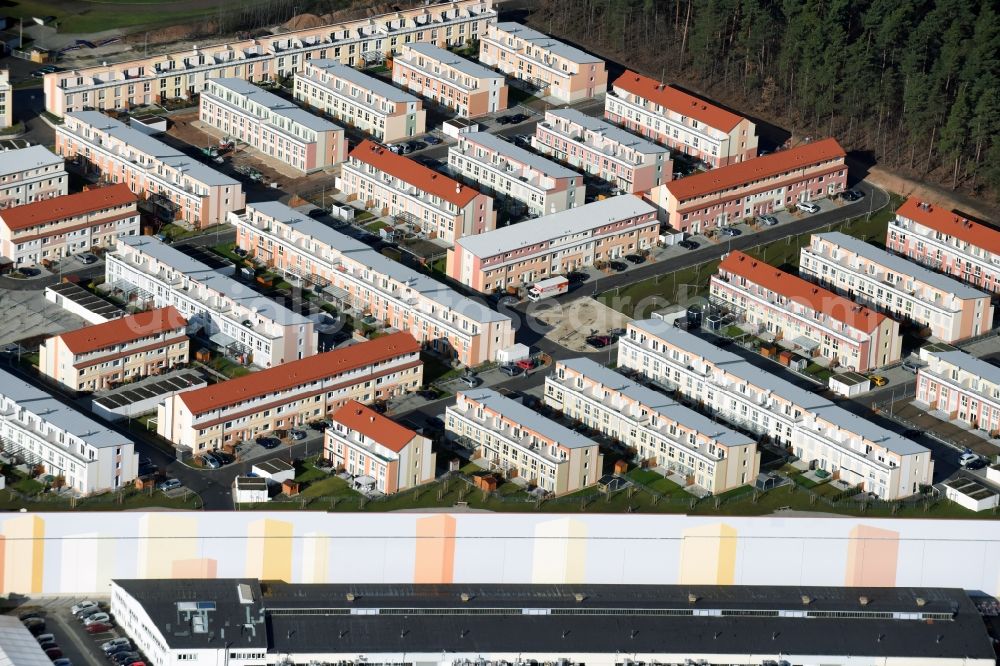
887 197 1000 296
605 70 758 168
650 138 847 233
199 78 345 173
532 108 671 194
43 0 497 117
800 232 994 344
392 42 507 118
916 345 1000 435
447 195 658 294
478 22 607 104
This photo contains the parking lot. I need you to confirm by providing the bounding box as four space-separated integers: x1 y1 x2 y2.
9 597 136 666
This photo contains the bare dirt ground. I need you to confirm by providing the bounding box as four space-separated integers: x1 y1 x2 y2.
864 167 996 222
531 297 632 353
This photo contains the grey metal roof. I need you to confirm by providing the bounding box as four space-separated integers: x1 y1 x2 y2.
404 42 503 81
558 357 753 447
455 194 655 259
305 60 420 103
0 615 53 666
65 111 239 187
929 348 1000 386
545 108 667 155
0 144 63 177
460 387 598 449
120 235 218 276
495 22 602 65
0 368 132 449
628 320 929 456
815 232 987 300
249 201 509 324
114 578 996 661
207 78 342 133
460 131 580 178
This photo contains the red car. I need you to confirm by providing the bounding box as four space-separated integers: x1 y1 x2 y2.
516 358 535 370
85 621 114 634
44 647 63 660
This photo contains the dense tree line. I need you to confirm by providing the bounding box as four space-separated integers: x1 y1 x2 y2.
533 0 1000 199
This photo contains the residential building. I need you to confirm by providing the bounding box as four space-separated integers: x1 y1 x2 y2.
294 60 425 143
916 343 1000 435
0 145 67 209
801 231 994 343
342 139 495 245
156 331 422 453
109 578 998 666
887 197 1000 295
199 78 346 173
710 250 902 372
545 357 759 493
446 388 603 494
106 235 315 368
605 70 758 168
449 131 584 216
478 22 607 103
447 194 658 293
55 112 245 229
43 0 498 117
0 184 139 266
618 319 934 499
0 368 137 494
0 70 11 129
532 108 671 194
325 399 435 494
40 306 189 392
649 138 847 233
392 42 507 117
231 201 513 366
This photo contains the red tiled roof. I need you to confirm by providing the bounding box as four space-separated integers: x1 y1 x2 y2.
179 331 420 415
0 184 137 231
58 306 187 355
895 197 1000 256
666 138 846 201
349 140 480 208
331 399 416 453
612 70 745 132
718 251 886 333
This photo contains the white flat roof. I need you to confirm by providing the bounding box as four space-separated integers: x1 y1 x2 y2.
455 194 656 259
0 145 63 177
208 78 342 133
405 43 504 81
304 60 420 104
459 388 598 449
545 108 667 155
460 132 580 179
494 22 602 65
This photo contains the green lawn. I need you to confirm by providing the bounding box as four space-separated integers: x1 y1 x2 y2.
508 86 541 106
6 0 271 33
301 475 357 500
159 223 196 242
626 467 688 495
803 363 833 382
207 357 251 378
427 257 447 274
422 353 463 384
355 211 375 223
365 220 390 233
12 476 44 495
212 242 248 266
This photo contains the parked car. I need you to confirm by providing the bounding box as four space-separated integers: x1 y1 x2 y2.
44 648 63 660
19 610 44 621
508 113 529 123
719 227 741 237
500 364 522 377
459 374 480 388
37 639 58 651
966 457 988 470
840 189 864 202
516 358 536 370
798 201 821 213
388 143 404 154
567 271 589 283
407 140 427 152
201 452 221 469
118 657 144 666
624 254 646 264
102 638 132 653
608 260 628 272
759 215 779 226
901 360 922 374
35 633 55 644
156 478 182 492
19 267 41 276
256 436 281 449
308 419 331 431
586 335 612 349
84 613 112 626
23 618 46 635
868 374 888 387
424 135 442 145
678 239 699 250
52 659 73 666
111 653 141 666
959 452 982 467
77 252 98 264
85 622 114 634
289 429 306 441
214 451 234 465
495 115 514 125
77 606 104 620
105 644 133 657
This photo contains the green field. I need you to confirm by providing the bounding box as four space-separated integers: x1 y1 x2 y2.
8 0 270 33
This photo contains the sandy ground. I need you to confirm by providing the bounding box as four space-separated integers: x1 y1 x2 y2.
865 167 996 222
532 297 632 353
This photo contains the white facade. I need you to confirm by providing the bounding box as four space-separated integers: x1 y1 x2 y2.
0 145 68 209
617 319 934 500
0 368 137 494
106 235 316 368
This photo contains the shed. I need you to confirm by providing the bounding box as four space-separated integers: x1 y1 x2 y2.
129 115 168 135
755 472 779 492
496 343 530 364
281 479 300 496
987 463 1000 486
233 476 269 503
829 372 871 398
943 477 998 512
473 474 499 492
443 117 480 139
251 459 295 485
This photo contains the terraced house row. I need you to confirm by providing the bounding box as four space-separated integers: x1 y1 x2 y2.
342 140 495 246
916 344 1000 435
0 145 68 209
711 251 902 372
294 60 426 144
800 232 993 343
887 196 1000 296
618 319 934 500
106 235 315 368
392 42 507 118
545 357 760 494
55 112 245 229
448 131 584 217
157 332 422 453
231 201 514 366
43 0 497 117
199 78 346 173
40 306 189 392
